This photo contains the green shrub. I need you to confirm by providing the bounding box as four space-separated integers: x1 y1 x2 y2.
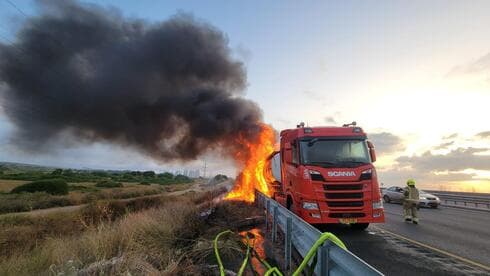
142 171 155 178
95 180 123 188
158 172 174 179
174 174 191 182
10 179 68 195
139 181 151 185
68 185 98 192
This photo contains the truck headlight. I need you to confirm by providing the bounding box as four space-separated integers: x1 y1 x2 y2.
360 169 372 180
372 200 383 209
302 202 319 210
308 170 325 181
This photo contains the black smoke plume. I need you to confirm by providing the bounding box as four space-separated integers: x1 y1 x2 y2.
0 0 264 161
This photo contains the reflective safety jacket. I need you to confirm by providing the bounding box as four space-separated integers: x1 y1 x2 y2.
404 186 419 203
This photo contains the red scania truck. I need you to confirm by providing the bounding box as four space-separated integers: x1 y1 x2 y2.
264 122 384 230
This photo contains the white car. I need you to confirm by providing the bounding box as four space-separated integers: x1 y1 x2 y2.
383 187 440 208
418 191 441 208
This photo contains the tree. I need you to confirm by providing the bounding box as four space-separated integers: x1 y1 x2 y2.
158 172 174 179
142 171 156 178
51 169 63 176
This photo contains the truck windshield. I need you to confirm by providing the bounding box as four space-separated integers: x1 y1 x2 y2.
299 139 370 167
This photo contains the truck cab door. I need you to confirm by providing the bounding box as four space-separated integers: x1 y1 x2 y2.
282 140 300 209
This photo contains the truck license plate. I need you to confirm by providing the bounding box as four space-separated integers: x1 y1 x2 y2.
339 218 357 224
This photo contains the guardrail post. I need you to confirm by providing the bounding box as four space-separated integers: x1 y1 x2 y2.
284 217 292 272
319 244 329 276
265 200 270 232
272 205 278 242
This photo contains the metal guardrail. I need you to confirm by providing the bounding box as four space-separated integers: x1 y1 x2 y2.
255 191 383 275
426 191 490 210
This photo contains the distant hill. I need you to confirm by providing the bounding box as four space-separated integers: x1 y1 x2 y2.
0 162 56 173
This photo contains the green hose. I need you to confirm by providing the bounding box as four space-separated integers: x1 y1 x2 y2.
264 267 284 276
237 235 251 276
214 230 233 276
252 249 273 270
292 232 347 276
214 230 346 276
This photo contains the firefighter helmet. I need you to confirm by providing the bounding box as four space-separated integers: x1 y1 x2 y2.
407 179 416 186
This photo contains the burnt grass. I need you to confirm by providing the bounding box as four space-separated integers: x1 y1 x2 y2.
187 200 266 275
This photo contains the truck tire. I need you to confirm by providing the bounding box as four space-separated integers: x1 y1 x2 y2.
351 223 369 230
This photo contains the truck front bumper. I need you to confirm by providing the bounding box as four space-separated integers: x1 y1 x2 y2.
299 208 385 224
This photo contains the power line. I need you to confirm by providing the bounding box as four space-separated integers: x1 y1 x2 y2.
3 0 68 50
4 0 28 18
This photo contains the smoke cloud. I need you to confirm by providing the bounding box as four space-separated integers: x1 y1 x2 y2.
0 0 264 162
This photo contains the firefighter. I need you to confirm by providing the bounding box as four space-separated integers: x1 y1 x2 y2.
403 179 420 224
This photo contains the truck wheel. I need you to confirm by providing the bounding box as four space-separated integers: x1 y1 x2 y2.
383 195 390 203
351 223 369 230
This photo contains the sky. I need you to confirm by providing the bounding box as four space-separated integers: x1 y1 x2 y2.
1 0 490 192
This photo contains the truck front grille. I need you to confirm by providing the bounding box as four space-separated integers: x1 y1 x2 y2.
324 184 363 191
327 201 364 207
323 182 365 208
325 192 363 199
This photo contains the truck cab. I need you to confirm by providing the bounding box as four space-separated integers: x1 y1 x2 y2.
271 123 384 229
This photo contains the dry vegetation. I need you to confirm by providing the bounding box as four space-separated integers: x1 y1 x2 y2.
0 180 30 192
0 185 261 275
0 183 186 215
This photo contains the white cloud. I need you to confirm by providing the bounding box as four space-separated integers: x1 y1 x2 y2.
447 52 490 77
396 147 490 172
368 132 405 155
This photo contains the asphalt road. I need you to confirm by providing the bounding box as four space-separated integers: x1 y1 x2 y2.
322 203 490 275
380 203 490 267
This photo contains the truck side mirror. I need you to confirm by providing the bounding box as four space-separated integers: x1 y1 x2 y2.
367 141 376 162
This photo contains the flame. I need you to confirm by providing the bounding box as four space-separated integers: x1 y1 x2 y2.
225 123 275 202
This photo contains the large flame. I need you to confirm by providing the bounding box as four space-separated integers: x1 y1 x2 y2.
225 123 275 202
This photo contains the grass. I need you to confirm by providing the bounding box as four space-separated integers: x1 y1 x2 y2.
95 180 123 188
0 184 166 215
0 192 72 213
0 202 200 274
0 180 30 192
0 164 198 216
0 167 194 186
0 187 249 275
0 193 182 259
